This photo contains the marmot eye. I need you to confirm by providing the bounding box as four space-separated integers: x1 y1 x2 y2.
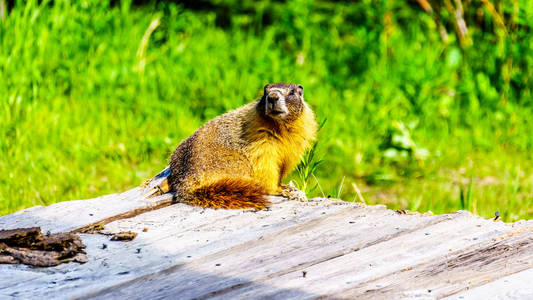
289 89 295 95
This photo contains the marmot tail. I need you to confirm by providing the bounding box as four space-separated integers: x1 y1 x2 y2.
187 178 269 210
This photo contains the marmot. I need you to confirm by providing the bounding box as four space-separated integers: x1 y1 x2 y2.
142 83 317 209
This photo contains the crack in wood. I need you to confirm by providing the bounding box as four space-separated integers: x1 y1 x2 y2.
170 212 457 300
73 196 174 234
2 187 532 299
336 229 533 299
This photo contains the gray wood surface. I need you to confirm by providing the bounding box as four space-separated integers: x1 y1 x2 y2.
0 187 173 233
444 268 533 300
0 187 532 299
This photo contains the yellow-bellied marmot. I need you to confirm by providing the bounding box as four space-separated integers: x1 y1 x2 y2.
143 83 317 209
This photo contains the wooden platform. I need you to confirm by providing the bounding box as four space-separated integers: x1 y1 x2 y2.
1 187 532 299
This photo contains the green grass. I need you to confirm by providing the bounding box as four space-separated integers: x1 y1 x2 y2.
1 0 533 221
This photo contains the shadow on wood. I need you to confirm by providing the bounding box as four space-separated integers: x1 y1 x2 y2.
0 188 532 299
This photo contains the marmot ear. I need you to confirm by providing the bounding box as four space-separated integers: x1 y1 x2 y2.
263 84 271 95
297 84 304 97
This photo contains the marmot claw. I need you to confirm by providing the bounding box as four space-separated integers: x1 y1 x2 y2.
281 183 308 202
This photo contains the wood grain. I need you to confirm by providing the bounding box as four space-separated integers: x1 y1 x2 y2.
87 209 457 299
0 187 532 299
444 268 533 300
0 188 173 234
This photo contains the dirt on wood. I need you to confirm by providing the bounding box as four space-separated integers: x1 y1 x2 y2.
110 231 138 241
0 227 87 267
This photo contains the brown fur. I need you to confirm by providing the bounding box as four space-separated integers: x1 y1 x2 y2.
188 178 269 209
167 83 317 209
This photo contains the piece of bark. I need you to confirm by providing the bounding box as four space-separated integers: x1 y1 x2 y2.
0 253 18 264
0 227 86 267
0 227 42 248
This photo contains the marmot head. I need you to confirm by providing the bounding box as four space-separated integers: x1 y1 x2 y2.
258 83 305 122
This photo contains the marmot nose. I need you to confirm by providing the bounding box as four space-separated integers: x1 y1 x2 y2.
267 93 279 104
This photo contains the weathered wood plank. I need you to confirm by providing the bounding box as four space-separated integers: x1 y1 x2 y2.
337 225 533 299
200 215 530 299
0 201 248 291
443 268 533 300
0 188 173 233
1 187 532 300
0 198 351 298
84 208 455 299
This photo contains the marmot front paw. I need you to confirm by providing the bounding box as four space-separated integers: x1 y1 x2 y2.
280 182 308 202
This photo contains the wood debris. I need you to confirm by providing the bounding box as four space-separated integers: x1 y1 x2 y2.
0 227 87 267
110 231 138 241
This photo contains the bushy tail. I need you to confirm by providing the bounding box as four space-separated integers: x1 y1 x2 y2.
189 178 269 210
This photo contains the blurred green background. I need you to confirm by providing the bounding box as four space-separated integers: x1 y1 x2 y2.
1 0 532 221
